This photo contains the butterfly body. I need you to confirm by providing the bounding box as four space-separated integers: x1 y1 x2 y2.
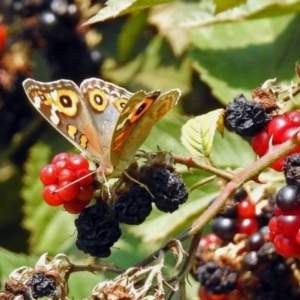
23 78 181 177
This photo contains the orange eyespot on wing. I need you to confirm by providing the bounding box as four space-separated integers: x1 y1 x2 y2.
129 98 155 123
150 97 173 119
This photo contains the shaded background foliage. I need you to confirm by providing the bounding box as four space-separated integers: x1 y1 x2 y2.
0 0 299 298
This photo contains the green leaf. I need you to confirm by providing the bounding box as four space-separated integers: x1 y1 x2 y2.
104 35 191 94
211 129 256 168
213 0 247 14
150 0 300 57
68 271 104 299
0 248 37 282
127 184 218 243
189 14 300 104
181 109 224 159
84 0 175 24
178 0 300 28
142 114 189 157
117 10 148 63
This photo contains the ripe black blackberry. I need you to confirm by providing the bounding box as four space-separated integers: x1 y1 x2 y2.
254 242 290 282
140 163 188 213
210 188 251 241
197 261 238 295
275 185 300 211
225 94 272 137
283 153 300 187
256 194 275 227
75 202 121 257
26 271 56 299
111 184 153 225
211 217 237 241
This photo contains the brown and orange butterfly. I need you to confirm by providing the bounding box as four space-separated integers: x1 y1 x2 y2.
23 78 181 176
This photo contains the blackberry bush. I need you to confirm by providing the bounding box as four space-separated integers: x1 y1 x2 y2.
3 1 300 300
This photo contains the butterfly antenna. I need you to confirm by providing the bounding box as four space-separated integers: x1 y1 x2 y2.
123 170 154 198
54 170 97 193
102 172 111 198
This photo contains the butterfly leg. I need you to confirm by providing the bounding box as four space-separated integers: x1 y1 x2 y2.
122 170 154 199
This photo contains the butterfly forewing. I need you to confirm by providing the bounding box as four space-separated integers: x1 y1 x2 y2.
23 78 108 164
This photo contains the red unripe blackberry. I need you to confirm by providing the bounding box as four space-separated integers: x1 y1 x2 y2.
237 199 256 218
52 152 70 164
40 164 57 185
68 154 89 170
42 184 63 206
266 115 292 144
57 181 79 201
237 218 259 236
57 168 75 182
63 200 87 214
251 130 270 156
273 234 298 257
276 215 300 238
284 110 300 126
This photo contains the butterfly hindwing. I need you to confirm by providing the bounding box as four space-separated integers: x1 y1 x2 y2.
80 78 133 158
110 89 181 173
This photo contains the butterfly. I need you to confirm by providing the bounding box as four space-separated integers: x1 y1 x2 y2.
22 78 181 177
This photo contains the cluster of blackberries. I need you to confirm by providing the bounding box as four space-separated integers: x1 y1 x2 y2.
211 188 271 242
269 153 300 258
75 161 188 257
112 163 188 225
197 261 238 295
193 189 300 300
252 111 300 171
225 93 300 173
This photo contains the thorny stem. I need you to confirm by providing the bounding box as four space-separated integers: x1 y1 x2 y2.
143 251 165 298
173 155 234 181
175 231 202 280
164 232 202 300
132 131 300 270
281 82 300 102
65 122 300 298
68 263 124 274
185 132 300 238
189 175 217 193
